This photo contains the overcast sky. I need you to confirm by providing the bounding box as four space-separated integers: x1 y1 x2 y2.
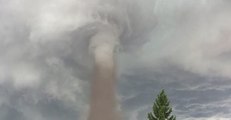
1 0 231 120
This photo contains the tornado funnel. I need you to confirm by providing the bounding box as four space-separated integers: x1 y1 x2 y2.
88 25 119 120
76 1 157 120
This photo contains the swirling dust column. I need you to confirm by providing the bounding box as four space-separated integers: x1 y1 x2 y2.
88 28 120 120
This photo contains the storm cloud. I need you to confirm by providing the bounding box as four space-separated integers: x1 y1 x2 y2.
1 0 231 120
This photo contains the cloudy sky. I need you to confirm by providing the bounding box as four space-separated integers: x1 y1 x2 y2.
1 0 231 120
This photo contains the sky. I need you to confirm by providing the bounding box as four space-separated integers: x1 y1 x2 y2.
1 0 231 120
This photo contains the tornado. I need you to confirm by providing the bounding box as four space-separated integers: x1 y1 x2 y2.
85 1 156 120
88 24 120 120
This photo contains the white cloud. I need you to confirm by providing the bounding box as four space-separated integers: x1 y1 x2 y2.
138 0 231 78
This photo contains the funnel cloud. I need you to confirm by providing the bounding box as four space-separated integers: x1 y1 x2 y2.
86 1 155 119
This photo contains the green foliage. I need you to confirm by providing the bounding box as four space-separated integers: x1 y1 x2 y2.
148 90 176 120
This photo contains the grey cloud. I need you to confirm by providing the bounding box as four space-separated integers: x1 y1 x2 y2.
118 61 231 120
140 0 231 78
0 0 156 120
0 104 26 120
1 0 231 120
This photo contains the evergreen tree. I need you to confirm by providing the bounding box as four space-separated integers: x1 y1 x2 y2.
148 90 176 120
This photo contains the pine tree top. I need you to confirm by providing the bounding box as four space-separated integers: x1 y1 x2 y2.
148 89 176 120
